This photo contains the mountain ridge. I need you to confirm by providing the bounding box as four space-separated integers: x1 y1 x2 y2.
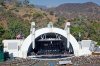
47 2 100 20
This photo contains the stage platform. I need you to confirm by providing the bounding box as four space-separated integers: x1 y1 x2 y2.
28 54 74 60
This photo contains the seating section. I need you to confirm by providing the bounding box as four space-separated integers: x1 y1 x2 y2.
0 56 100 66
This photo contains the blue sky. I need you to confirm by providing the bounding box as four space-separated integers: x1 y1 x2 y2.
29 0 100 7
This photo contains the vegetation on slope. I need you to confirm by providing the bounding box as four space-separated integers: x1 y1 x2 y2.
0 0 100 46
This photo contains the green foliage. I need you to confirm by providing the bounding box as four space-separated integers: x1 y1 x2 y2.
71 26 84 36
0 26 5 37
0 1 100 47
54 17 66 28
23 14 29 17
15 9 19 12
2 30 11 39
69 16 100 45
0 26 5 45
58 17 65 23
0 0 4 5
7 14 30 39
0 10 30 40
33 12 44 19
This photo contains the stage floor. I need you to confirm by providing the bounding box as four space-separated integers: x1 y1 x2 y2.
28 54 74 59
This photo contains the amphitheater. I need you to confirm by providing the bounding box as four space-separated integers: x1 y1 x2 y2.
2 22 100 66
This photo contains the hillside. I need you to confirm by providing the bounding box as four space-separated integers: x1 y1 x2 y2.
0 0 57 45
0 1 100 46
48 2 100 20
2 1 57 27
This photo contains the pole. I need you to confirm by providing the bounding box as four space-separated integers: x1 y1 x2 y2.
31 22 35 49
66 22 70 52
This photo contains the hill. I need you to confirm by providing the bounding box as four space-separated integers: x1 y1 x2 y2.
47 2 100 45
0 0 57 45
0 1 100 46
48 2 100 20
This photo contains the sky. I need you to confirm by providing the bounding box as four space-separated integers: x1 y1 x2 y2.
29 0 100 7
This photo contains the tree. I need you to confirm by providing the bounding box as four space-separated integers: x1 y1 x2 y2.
54 17 66 28
0 26 5 37
0 26 5 45
8 17 30 38
0 0 4 5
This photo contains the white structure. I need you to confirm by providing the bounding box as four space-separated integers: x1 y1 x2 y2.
3 22 93 58
79 40 97 51
65 22 70 52
30 22 35 49
3 40 24 58
59 60 72 65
